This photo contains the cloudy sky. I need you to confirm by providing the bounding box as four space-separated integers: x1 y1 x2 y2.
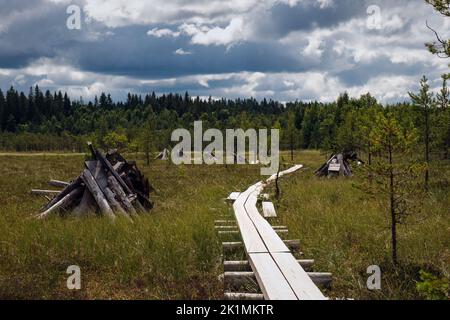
0 0 449 103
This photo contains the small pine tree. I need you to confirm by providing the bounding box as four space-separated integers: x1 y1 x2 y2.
409 76 434 190
358 113 426 265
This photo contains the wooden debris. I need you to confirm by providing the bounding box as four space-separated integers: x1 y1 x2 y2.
315 152 364 178
34 143 153 219
48 180 70 188
262 202 277 218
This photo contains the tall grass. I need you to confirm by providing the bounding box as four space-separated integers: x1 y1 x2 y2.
271 151 449 299
0 151 448 299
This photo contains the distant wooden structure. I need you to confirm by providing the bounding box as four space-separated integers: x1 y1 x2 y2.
315 153 355 177
155 148 170 160
34 143 153 219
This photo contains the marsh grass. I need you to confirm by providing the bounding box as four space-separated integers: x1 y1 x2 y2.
0 151 448 299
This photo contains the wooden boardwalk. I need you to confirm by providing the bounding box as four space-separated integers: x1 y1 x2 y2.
226 165 327 300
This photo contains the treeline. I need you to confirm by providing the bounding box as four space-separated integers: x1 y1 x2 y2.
0 84 448 159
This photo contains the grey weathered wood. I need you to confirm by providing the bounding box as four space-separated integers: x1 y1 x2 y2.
219 229 287 235
222 240 301 253
224 259 315 272
223 271 331 292
39 187 83 219
41 176 82 211
271 252 327 299
95 150 133 196
224 292 264 300
32 189 61 195
227 192 241 202
215 225 238 230
48 180 70 188
81 169 115 219
226 164 327 300
72 188 96 216
214 220 236 225
108 176 138 216
248 253 298 300
113 161 126 173
86 161 130 218
262 202 277 218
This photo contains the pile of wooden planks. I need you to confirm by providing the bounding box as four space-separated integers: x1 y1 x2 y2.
315 153 362 178
34 143 153 219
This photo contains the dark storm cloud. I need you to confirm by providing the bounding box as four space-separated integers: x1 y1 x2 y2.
0 0 448 102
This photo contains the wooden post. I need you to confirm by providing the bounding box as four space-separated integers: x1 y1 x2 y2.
39 187 83 219
107 176 138 215
81 169 115 219
48 180 70 188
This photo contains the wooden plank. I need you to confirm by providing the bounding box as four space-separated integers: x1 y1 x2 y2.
72 188 96 216
227 192 241 201
244 186 289 253
41 176 82 211
233 186 267 254
95 149 133 196
48 180 70 188
32 189 61 195
262 202 277 218
81 169 115 219
38 187 83 219
224 292 264 300
248 253 297 300
224 260 315 272
266 165 303 183
271 252 326 300
86 161 129 218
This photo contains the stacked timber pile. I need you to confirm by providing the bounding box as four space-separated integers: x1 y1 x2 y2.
315 152 363 178
35 143 153 219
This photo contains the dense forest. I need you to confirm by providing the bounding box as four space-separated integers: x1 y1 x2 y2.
0 82 449 160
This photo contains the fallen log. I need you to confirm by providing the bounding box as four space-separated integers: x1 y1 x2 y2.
32 189 61 195
48 180 70 188
39 187 83 219
81 169 115 220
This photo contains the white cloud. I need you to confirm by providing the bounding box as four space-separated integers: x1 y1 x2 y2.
181 17 247 46
174 48 192 55
147 28 180 38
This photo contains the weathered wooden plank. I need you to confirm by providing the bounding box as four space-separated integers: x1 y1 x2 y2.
262 202 277 218
248 253 297 300
32 189 61 195
108 176 138 216
86 161 129 218
81 169 115 219
72 188 96 216
233 186 267 254
227 192 241 202
48 180 70 188
224 259 314 272
244 186 290 253
266 164 303 183
38 187 83 219
224 292 264 300
271 252 326 300
41 176 82 211
95 149 133 196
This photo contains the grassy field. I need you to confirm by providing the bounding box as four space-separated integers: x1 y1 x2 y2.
0 151 448 299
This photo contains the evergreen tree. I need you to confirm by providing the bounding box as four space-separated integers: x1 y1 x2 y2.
409 76 434 190
359 113 425 264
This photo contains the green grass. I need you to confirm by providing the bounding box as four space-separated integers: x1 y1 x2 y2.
0 151 448 299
